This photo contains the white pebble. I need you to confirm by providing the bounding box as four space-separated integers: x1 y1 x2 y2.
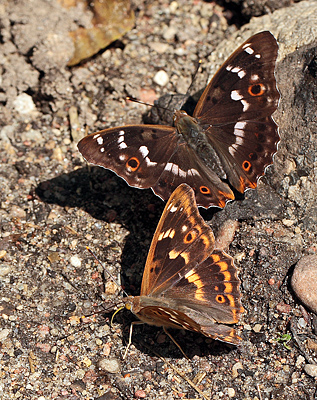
153 70 169 86
304 364 317 377
70 255 82 268
98 358 121 374
228 388 235 398
0 328 10 340
13 93 37 115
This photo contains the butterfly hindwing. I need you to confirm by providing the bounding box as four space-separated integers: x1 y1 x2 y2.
205 116 278 192
140 184 215 296
152 141 235 209
162 249 243 323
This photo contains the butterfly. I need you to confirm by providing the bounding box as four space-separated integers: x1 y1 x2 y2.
78 31 280 209
120 183 244 356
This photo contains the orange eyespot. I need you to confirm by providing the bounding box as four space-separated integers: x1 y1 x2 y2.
242 160 252 172
184 231 196 244
216 295 226 304
126 157 140 171
248 83 265 96
199 185 211 195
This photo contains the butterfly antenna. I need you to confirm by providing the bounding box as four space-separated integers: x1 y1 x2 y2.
85 246 129 298
179 59 203 110
126 96 174 114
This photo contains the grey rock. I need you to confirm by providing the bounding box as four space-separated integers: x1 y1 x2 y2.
292 255 317 313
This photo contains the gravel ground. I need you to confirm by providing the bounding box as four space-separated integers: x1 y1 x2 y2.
1 0 317 399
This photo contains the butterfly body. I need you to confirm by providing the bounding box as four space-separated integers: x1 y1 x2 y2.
174 110 227 177
78 31 279 208
123 184 244 346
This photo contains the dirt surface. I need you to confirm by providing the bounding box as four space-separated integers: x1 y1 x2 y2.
1 0 317 399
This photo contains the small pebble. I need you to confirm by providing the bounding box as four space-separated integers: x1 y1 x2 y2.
295 355 305 368
148 42 169 54
134 389 146 398
10 205 26 219
232 361 243 378
163 26 177 41
0 328 10 340
214 219 239 250
0 250 7 260
98 358 121 374
13 93 37 115
297 318 307 328
153 70 169 86
82 357 92 367
0 264 12 276
253 324 263 333
70 255 82 268
227 388 235 398
291 255 317 313
282 218 295 227
304 364 317 377
306 338 317 352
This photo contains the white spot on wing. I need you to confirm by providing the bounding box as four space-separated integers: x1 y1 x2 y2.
144 157 157 167
119 130 125 135
119 142 127 149
234 136 244 145
241 99 250 111
93 133 100 139
169 205 178 213
251 74 259 81
231 90 243 101
182 225 188 232
97 137 103 145
100 147 105 153
229 66 246 79
228 147 236 156
255 54 261 59
234 121 247 130
139 145 149 157
119 154 126 161
164 163 198 178
244 47 254 54
226 65 233 71
189 168 199 176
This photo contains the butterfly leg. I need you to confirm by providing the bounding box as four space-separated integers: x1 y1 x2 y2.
123 320 144 359
163 327 189 360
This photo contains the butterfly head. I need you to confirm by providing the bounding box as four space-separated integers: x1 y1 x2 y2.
173 109 190 125
123 296 142 315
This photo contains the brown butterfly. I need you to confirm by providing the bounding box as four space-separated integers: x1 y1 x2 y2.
78 31 280 209
120 183 244 356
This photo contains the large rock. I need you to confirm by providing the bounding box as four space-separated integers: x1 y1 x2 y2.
292 255 317 313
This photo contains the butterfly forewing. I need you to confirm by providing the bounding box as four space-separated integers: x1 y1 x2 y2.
192 31 279 195
78 125 178 188
194 31 279 124
140 184 215 296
